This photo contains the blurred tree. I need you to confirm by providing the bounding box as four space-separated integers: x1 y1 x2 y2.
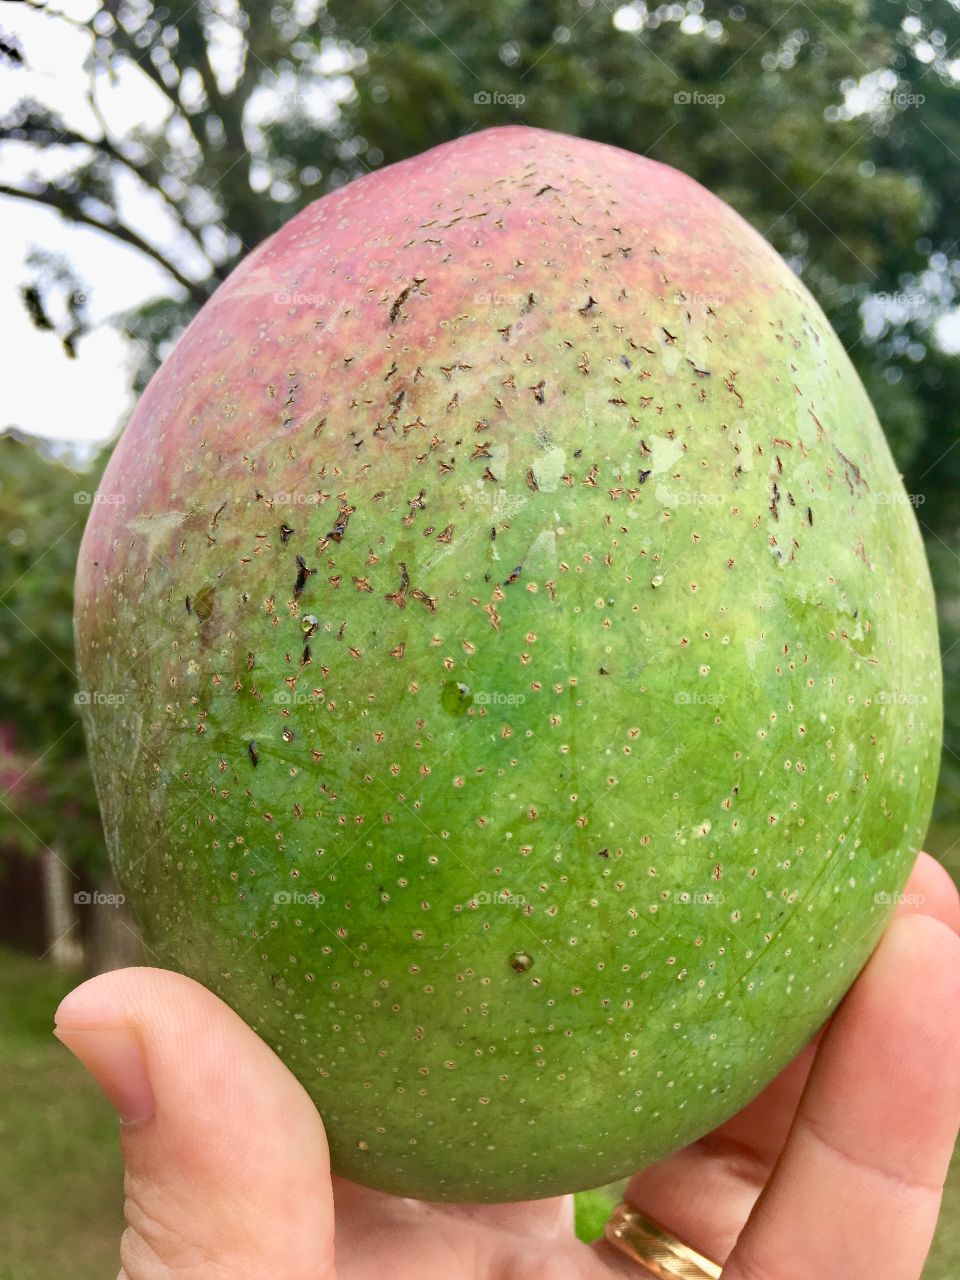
2 0 959 813
0 432 109 877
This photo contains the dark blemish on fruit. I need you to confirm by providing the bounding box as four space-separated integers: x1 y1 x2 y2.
534 185 555 197
185 596 192 614
770 482 780 521
578 296 597 317
294 555 313 600
686 359 710 377
385 562 411 609
638 468 651 484
491 526 496 541
724 377 744 408
410 587 437 613
523 292 536 312
211 502 226 530
248 741 259 767
639 439 652 456
388 278 425 324
327 501 355 544
280 524 295 546
662 327 678 344
482 467 498 483
525 468 539 492
596 848 610 858
505 566 522 586
620 355 632 369
598 666 609 675
301 644 312 665
301 614 319 638
510 951 533 973
573 448 583 458
806 506 813 526
532 380 545 404
835 446 869 491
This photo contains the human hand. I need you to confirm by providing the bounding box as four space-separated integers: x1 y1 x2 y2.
54 851 960 1280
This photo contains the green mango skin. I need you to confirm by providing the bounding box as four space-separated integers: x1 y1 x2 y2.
75 126 941 1202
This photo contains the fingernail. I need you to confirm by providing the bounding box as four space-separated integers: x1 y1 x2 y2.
54 1025 155 1124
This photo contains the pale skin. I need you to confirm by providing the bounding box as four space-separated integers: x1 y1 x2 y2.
55 852 960 1280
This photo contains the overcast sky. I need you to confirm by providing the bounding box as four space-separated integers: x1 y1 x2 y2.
1 1 193 461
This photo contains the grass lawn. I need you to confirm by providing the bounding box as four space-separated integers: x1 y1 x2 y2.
1 896 958 1278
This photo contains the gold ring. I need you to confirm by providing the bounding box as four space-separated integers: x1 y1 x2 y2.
604 1202 723 1278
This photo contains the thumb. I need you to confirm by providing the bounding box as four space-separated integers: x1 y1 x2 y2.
54 966 336 1280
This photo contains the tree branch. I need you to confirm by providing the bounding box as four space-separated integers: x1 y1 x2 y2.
0 183 211 308
100 0 207 158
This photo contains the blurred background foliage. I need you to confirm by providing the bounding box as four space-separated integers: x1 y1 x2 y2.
2 0 958 886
